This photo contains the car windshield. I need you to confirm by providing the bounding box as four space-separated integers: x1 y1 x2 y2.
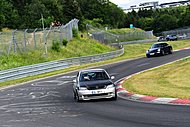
79 71 109 82
151 44 163 48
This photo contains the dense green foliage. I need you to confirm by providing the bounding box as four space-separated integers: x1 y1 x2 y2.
1 0 190 33
62 38 69 46
0 0 125 30
72 28 79 38
52 41 61 52
126 5 190 33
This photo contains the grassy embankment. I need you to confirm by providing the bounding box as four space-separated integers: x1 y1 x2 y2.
108 28 144 34
0 37 116 70
108 28 156 42
124 57 190 99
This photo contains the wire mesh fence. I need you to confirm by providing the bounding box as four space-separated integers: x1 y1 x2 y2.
118 30 154 42
86 24 154 45
162 27 190 39
0 19 79 56
86 24 119 45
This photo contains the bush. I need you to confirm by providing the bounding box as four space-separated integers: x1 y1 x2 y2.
51 41 61 52
72 28 79 38
62 39 68 46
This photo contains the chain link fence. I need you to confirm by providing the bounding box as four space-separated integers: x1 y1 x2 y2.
0 19 79 56
86 24 119 45
117 30 153 42
86 24 154 45
162 27 190 39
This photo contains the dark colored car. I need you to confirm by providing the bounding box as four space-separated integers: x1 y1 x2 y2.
146 42 173 58
73 69 117 102
166 35 177 41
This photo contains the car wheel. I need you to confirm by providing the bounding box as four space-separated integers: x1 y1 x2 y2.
112 90 117 101
169 48 173 54
73 91 76 100
76 93 81 102
146 54 150 58
113 94 117 101
161 50 165 56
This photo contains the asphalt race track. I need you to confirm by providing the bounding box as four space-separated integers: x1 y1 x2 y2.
0 49 190 127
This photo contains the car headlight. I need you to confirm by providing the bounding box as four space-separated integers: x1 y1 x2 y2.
106 84 115 89
79 87 87 90
157 48 161 53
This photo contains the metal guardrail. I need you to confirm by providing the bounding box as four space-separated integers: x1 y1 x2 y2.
0 48 124 82
110 39 157 46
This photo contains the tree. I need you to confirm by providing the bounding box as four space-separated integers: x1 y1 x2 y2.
104 2 125 28
77 0 126 29
0 0 20 29
60 0 82 23
178 6 190 27
138 9 153 18
24 0 50 28
138 17 154 31
152 14 178 33
41 0 63 22
125 10 140 28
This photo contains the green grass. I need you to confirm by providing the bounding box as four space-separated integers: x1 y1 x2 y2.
107 28 156 42
0 37 116 70
122 40 190 99
107 28 144 34
124 57 190 99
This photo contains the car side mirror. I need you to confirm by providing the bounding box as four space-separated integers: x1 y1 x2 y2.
73 79 77 83
110 76 115 80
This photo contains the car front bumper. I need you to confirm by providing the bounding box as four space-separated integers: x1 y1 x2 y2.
77 87 116 100
146 51 161 56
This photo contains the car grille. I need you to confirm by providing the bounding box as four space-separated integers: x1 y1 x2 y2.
87 85 106 90
85 93 109 97
149 50 157 53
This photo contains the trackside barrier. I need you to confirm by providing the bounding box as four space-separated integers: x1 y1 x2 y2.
110 39 157 46
0 48 124 82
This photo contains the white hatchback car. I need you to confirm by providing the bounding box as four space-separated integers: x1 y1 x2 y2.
73 69 117 101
